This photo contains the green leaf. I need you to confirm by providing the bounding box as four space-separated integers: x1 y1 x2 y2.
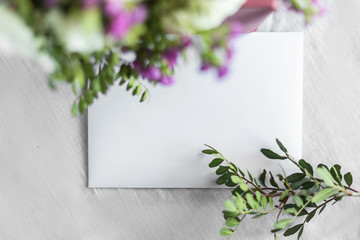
216 166 229 175
72 101 78 117
239 183 249 192
238 169 245 177
274 219 292 230
234 194 245 210
269 197 274 209
220 228 233 236
246 193 256 209
283 224 302 236
261 195 267 210
217 173 232 185
319 204 326 214
330 165 343 186
270 173 279 188
209 158 224 168
140 89 149 102
232 186 244 196
90 77 101 93
119 78 126 86
287 173 306 183
225 180 238 187
252 213 266 219
276 138 288 153
284 207 297 215
294 195 303 207
225 218 239 228
297 226 304 239
247 170 253 182
72 79 80 95
259 169 267 186
306 210 316 222
280 190 290 200
223 210 237 219
202 149 217 154
311 188 338 203
224 200 237 212
100 77 107 94
297 208 308 217
230 175 243 184
78 96 88 114
299 159 314 175
260 149 287 160
316 167 336 187
229 162 237 172
85 90 94 105
126 77 135 91
255 191 261 202
132 86 139 96
301 181 315 189
290 178 309 190
344 172 353 187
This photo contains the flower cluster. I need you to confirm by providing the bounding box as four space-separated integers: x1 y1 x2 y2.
1 0 246 115
0 0 324 115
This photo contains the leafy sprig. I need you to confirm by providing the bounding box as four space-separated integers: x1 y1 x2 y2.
202 139 359 239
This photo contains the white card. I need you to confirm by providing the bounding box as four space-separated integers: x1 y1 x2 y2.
89 32 303 188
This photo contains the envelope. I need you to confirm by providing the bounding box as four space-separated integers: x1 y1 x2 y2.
88 32 303 188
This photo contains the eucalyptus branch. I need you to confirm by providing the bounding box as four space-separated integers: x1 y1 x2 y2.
202 139 358 239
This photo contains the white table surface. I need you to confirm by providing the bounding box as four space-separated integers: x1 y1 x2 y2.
1 1 360 239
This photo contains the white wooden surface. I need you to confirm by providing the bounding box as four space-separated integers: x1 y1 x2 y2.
1 1 360 239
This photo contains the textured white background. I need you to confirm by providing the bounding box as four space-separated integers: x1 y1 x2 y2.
1 1 360 239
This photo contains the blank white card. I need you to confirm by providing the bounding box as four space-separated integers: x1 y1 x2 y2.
89 33 303 188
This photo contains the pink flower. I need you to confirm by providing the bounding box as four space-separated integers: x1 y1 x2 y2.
163 48 179 68
229 22 244 38
104 1 123 17
159 75 175 86
141 66 162 81
131 5 147 23
217 65 228 78
108 11 132 39
105 3 147 40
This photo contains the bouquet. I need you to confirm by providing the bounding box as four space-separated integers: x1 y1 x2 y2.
0 0 325 116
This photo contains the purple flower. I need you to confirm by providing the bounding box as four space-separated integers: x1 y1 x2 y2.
182 36 192 48
108 11 132 39
141 66 162 81
163 48 179 68
200 63 211 72
217 65 228 78
104 1 123 17
131 4 147 24
132 59 141 71
226 47 234 61
229 22 244 38
159 75 175 86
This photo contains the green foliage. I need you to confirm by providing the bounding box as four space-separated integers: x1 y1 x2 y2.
203 139 359 239
260 149 287 160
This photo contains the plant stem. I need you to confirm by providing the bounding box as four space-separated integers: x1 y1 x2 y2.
229 214 246 240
